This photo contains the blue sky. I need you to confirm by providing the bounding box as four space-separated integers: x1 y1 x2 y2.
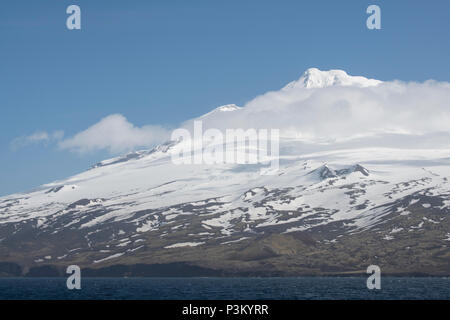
1 0 449 196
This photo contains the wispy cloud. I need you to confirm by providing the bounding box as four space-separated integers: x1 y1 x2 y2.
11 131 64 150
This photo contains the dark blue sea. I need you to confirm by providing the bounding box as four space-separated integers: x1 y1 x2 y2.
0 277 449 300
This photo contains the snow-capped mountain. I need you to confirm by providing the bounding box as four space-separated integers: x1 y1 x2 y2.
282 68 382 90
0 69 449 277
199 104 242 118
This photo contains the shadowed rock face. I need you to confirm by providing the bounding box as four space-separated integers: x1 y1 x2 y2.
0 262 22 277
311 164 370 180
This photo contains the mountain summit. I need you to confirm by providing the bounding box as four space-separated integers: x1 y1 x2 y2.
199 104 242 119
282 68 382 90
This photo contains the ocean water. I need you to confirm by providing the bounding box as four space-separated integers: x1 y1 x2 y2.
0 277 448 300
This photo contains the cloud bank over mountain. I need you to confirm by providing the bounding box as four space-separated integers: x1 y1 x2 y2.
183 69 450 148
13 68 450 154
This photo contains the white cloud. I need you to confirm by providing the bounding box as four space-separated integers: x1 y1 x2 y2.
58 114 170 154
181 78 450 148
11 131 64 149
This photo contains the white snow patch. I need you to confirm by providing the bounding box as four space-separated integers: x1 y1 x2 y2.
221 237 249 245
94 252 125 264
164 242 205 249
390 227 404 234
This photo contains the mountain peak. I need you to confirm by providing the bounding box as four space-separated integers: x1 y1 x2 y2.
199 104 242 119
309 163 370 180
283 68 382 90
214 104 241 112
